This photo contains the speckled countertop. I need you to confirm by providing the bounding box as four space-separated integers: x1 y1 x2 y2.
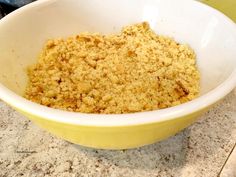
0 89 235 177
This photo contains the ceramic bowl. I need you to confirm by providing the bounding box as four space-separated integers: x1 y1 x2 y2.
0 0 236 149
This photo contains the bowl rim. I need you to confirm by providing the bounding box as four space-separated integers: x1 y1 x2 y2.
0 0 236 127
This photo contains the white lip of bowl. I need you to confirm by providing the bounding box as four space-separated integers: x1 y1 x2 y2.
0 0 236 127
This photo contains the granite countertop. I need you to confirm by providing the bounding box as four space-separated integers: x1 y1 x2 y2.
0 89 235 177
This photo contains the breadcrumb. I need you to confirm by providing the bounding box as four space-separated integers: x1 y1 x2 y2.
25 22 200 114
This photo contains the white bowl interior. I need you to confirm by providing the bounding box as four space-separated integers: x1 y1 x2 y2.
0 0 236 98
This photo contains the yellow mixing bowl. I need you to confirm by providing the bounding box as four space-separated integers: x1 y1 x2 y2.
0 0 236 149
200 0 236 21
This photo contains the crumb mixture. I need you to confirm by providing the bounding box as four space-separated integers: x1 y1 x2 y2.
25 22 200 114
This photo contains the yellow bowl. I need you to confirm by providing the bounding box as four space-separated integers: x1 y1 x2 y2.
0 0 236 149
200 0 236 21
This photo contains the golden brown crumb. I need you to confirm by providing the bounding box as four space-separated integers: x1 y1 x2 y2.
25 22 200 114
